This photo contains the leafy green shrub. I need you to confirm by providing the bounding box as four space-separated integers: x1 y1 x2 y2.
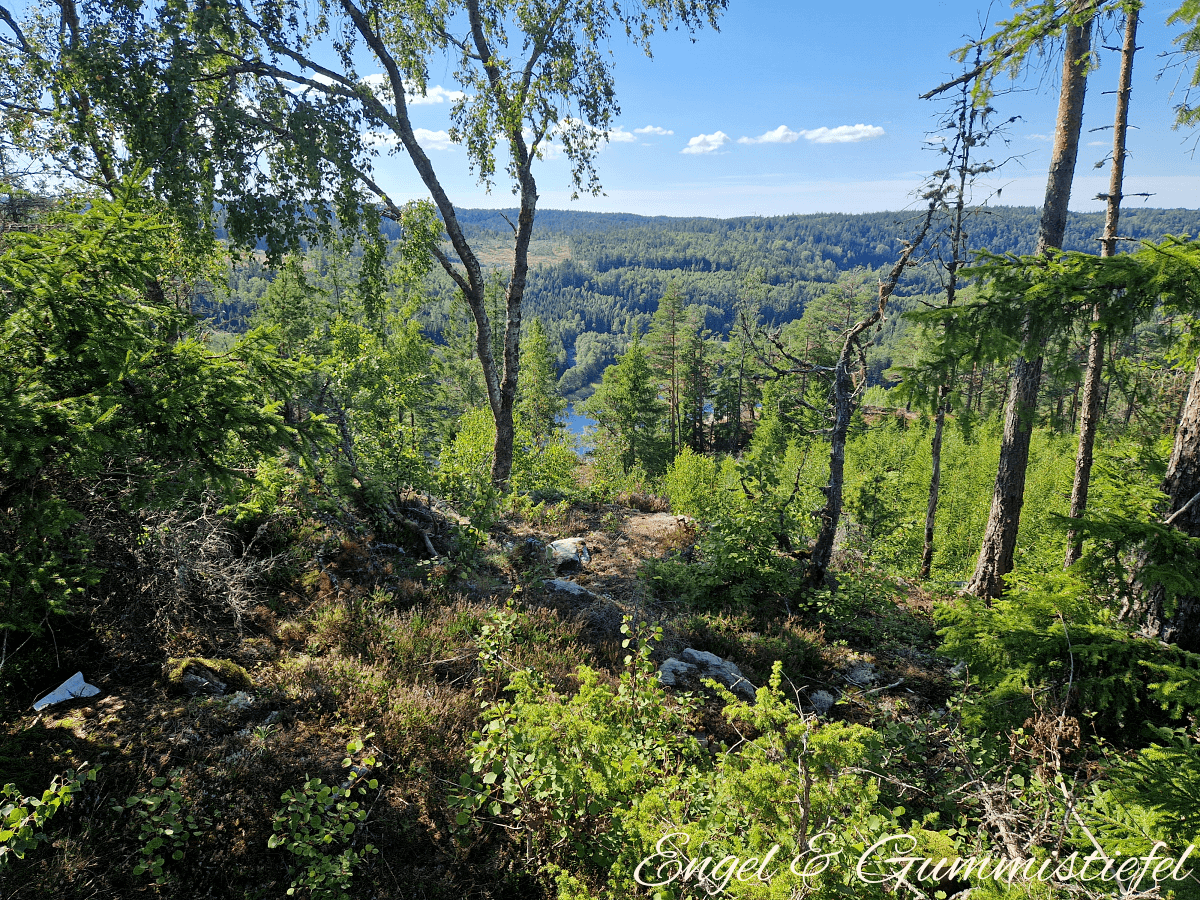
268 739 381 900
661 445 719 518
0 179 308 634
121 768 210 886
646 445 825 610
454 620 903 899
437 407 499 529
0 766 95 868
511 430 580 501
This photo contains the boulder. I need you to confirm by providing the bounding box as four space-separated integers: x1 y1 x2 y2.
809 690 837 716
546 538 591 573
657 648 756 700
543 578 599 600
167 657 252 697
657 658 700 688
507 536 544 566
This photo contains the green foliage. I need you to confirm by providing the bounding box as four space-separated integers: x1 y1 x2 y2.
511 432 580 502
455 621 898 899
647 443 826 610
267 739 381 900
1073 728 1200 899
0 181 307 634
438 407 501 529
121 769 210 886
517 318 568 449
578 333 669 475
452 620 695 873
0 766 95 868
907 239 1200 394
937 572 1200 737
321 309 439 495
661 446 719 519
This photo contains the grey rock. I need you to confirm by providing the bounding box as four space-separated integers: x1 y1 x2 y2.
508 536 544 565
546 538 591 573
543 578 599 600
949 661 968 680
809 690 837 715
654 648 757 701
180 665 227 696
657 658 701 687
264 710 284 725
680 648 725 669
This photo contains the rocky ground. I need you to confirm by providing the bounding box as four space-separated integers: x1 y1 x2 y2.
0 498 962 899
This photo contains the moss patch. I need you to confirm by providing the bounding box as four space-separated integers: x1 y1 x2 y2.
166 657 252 691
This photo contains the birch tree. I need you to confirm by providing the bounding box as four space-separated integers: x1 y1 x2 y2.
0 0 726 487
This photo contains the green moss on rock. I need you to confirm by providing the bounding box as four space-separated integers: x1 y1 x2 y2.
166 657 252 692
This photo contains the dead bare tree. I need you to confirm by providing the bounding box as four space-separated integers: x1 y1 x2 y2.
744 200 942 584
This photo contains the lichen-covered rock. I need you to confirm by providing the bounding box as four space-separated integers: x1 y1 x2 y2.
546 538 591 573
843 661 878 686
657 648 756 700
809 690 837 715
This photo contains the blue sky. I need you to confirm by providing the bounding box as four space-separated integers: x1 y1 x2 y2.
368 1 1200 217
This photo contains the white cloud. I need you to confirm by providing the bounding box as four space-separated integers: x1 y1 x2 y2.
797 124 885 144
1027 133 1053 142
359 74 464 106
414 128 455 150
607 127 637 143
738 125 801 145
1087 140 1108 147
408 85 466 105
681 131 730 154
364 127 455 151
634 125 674 136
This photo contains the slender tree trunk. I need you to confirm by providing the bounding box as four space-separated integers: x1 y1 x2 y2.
491 160 538 485
810 340 857 580
969 9 1092 600
733 340 746 451
1066 6 1138 567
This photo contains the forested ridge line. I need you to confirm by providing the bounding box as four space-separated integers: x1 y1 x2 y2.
215 204 1200 400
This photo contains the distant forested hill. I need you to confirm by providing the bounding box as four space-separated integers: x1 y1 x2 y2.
212 205 1200 398
400 206 1200 396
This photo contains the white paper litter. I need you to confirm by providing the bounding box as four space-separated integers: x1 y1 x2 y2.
33 672 100 711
